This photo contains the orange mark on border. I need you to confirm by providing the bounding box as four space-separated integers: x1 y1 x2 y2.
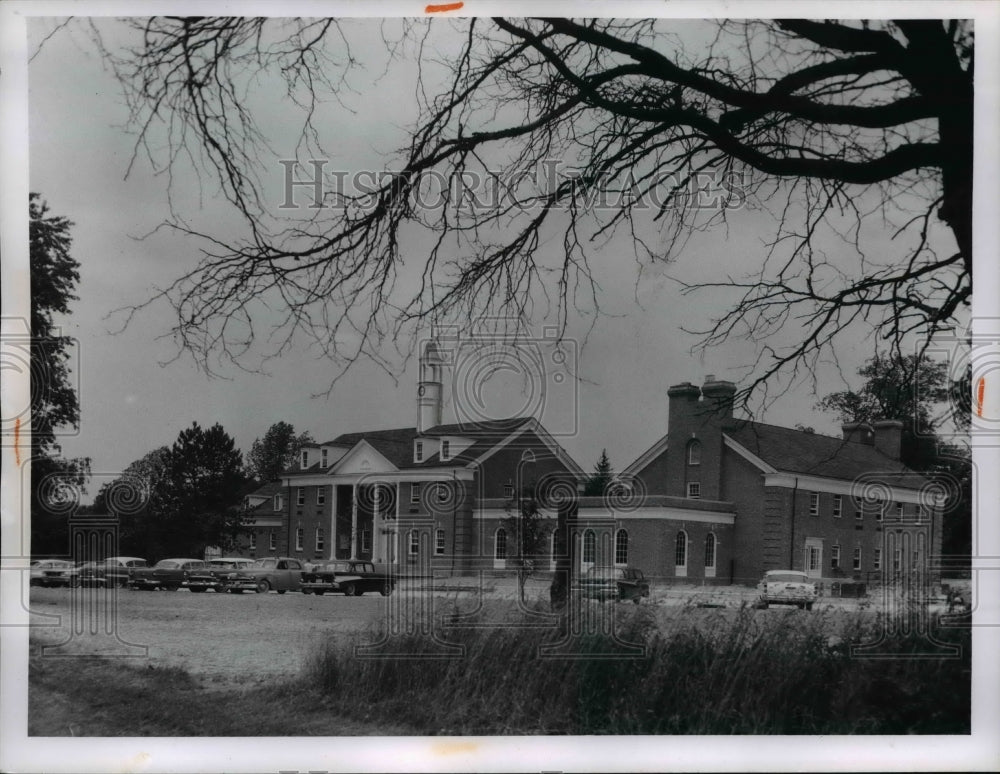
432 741 478 756
426 2 463 12
976 376 985 418
14 418 21 465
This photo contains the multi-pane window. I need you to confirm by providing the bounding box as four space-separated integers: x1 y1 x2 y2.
853 547 862 571
675 530 688 568
503 482 514 499
704 533 716 570
317 487 326 505
409 530 420 556
831 544 841 569
296 488 305 506
321 448 328 468
687 482 701 499
415 441 423 462
874 548 882 571
615 529 628 565
274 494 283 511
301 450 310 468
361 529 371 553
896 502 904 519
249 532 257 551
807 546 821 573
411 482 422 505
855 506 863 520
495 528 507 560
295 528 304 552
316 528 324 552
875 501 884 522
808 492 819 516
269 532 277 551
441 440 450 460
687 440 701 466
833 495 843 518
435 529 446 555
582 530 596 564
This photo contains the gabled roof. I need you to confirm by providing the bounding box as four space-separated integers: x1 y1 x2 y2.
620 435 669 477
725 421 926 485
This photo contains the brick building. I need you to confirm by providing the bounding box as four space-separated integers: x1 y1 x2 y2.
595 376 942 585
242 343 585 573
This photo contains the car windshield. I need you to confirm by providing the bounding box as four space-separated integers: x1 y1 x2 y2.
252 559 275 569
155 560 179 569
767 573 809 583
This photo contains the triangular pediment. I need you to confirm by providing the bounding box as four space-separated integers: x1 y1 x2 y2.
329 439 399 475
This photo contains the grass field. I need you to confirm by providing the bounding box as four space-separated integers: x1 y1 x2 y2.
28 600 970 736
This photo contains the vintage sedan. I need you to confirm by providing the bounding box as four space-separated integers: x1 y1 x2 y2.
185 558 254 592
300 560 396 596
32 559 78 588
578 566 651 603
80 556 148 588
222 557 304 594
757 570 817 610
129 558 206 590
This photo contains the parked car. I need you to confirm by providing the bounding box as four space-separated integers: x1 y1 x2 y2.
577 566 651 603
757 570 817 610
185 558 254 592
31 559 76 587
80 556 149 588
129 558 206 590
300 560 396 596
221 557 304 594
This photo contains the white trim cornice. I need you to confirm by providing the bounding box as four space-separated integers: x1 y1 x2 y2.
764 472 939 506
723 435 777 473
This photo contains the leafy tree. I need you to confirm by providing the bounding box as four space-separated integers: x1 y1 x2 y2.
816 352 970 558
248 421 314 483
583 449 614 496
29 194 90 556
85 17 972 406
501 486 553 603
92 446 171 558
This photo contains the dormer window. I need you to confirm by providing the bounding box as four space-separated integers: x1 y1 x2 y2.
273 494 283 511
415 441 424 463
321 448 328 468
301 450 310 468
441 440 450 461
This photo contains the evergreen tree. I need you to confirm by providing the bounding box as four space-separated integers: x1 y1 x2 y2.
584 449 614 496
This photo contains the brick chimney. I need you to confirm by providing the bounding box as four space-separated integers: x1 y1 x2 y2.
842 422 874 445
701 375 737 420
872 419 904 460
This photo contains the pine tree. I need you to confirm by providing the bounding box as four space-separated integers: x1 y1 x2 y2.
583 449 614 496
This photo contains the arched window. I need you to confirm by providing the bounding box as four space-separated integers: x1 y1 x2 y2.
687 439 702 466
704 533 716 577
582 529 596 564
615 529 629 565
675 530 688 572
494 527 507 561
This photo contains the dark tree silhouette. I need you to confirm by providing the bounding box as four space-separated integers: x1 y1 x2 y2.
248 421 314 483
80 17 971 406
583 449 614 496
29 194 90 555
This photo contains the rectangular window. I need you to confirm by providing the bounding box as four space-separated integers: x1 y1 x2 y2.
853 547 862 571
893 549 901 572
833 495 842 518
415 441 423 463
435 529 445 555
273 494 283 511
875 501 884 522
316 487 326 505
321 448 328 468
896 502 904 518
409 531 419 556
807 546 820 572
361 529 371 553
808 492 819 516
295 528 303 552
301 450 309 468
269 532 277 551
316 528 324 552
831 545 841 569
297 488 305 506
687 482 701 499
503 482 514 499
249 532 257 551
411 482 422 505
874 548 882 571
441 440 450 460
855 506 863 520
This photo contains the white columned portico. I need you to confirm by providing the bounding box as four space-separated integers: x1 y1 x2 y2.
351 482 359 559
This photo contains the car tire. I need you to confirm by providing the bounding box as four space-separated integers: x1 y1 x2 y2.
70 577 81 589
301 588 311 595
277 589 287 595
231 589 243 594
343 583 358 597
380 584 393 597
315 589 324 596
256 579 270 594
